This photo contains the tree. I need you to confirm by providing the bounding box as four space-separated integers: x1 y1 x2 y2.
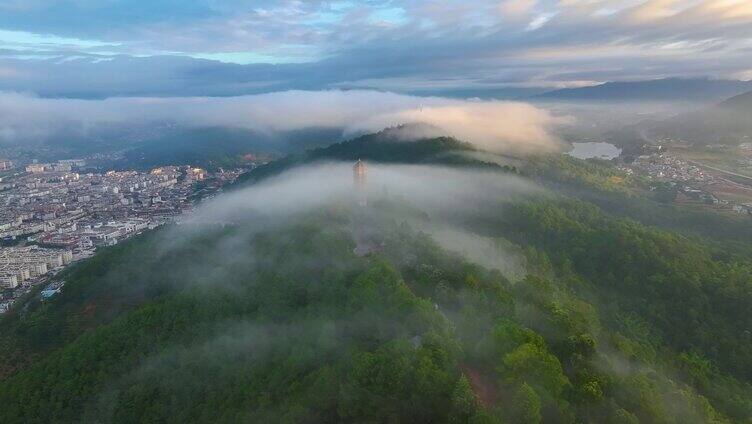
512 383 542 424
449 375 481 424
501 343 569 396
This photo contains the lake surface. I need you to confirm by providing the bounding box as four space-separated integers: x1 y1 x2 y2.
567 142 622 160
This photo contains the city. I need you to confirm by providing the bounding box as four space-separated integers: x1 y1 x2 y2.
0 159 248 313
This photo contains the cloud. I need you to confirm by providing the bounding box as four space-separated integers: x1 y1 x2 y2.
2 1 752 96
0 90 564 154
499 0 538 20
425 226 526 280
0 65 19 78
731 69 752 81
351 101 566 154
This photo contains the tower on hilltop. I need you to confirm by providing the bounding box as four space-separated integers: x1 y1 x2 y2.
353 159 367 206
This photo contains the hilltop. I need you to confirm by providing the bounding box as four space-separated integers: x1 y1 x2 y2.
235 125 514 185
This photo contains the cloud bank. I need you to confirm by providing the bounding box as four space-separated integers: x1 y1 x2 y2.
352 102 566 154
0 90 564 154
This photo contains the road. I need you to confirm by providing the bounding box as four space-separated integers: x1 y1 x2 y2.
685 159 752 183
685 159 752 192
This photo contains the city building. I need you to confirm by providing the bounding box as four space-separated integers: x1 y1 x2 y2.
0 163 247 309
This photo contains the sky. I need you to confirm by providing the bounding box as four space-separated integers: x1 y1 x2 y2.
0 0 752 97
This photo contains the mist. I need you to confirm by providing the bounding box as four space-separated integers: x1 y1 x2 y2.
163 161 541 286
530 100 708 144
185 161 540 230
0 90 564 154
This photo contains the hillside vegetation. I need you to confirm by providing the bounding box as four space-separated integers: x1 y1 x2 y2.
235 126 512 185
1 134 752 423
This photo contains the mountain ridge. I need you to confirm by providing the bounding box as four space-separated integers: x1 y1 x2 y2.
649 88 752 144
719 89 752 109
234 125 513 186
533 77 752 103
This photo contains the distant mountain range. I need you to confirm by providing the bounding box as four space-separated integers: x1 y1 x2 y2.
604 89 752 146
22 124 344 170
533 78 752 103
112 126 343 170
661 90 752 143
719 89 752 110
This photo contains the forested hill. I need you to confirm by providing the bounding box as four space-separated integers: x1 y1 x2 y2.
2 195 752 422
234 126 512 185
522 154 752 246
2 138 752 422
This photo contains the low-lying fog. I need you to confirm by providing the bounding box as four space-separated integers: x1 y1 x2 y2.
0 90 566 155
178 162 539 280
